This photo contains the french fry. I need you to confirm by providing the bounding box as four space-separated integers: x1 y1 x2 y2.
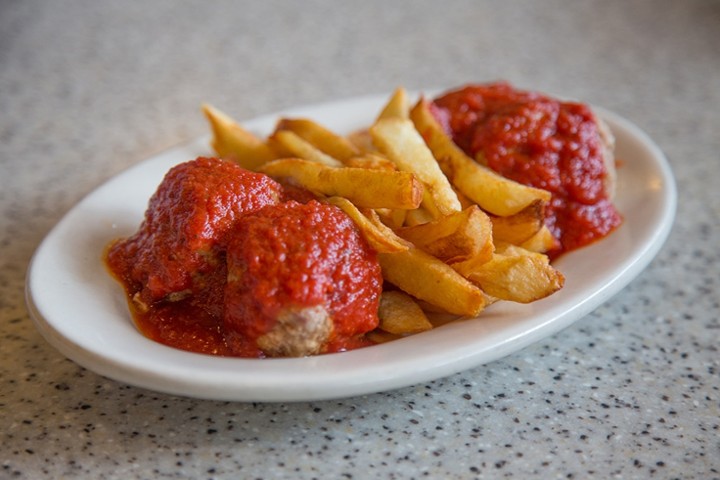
494 243 547 260
351 86 412 154
370 118 462 217
374 208 407 231
453 186 475 210
518 225 560 253
376 87 410 121
447 250 494 279
344 153 397 171
365 207 408 240
346 129 376 154
259 158 423 210
397 205 494 263
202 104 276 170
378 247 486 317
325 197 410 253
453 248 564 303
409 98 551 216
490 200 545 245
403 206 436 227
268 130 344 167
377 290 433 335
275 117 361 162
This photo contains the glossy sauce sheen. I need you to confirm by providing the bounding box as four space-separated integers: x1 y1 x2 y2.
432 82 622 255
105 157 381 357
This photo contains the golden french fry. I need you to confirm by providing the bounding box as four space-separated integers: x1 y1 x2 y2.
346 129 376 154
494 242 547 260
275 117 361 162
453 186 475 210
409 98 551 216
518 225 560 253
378 247 486 317
403 206 436 227
269 130 344 167
454 249 564 303
325 197 410 253
259 158 423 210
448 250 494 278
344 153 398 171
365 207 407 239
397 205 494 263
374 208 407 230
376 87 409 121
490 199 545 245
202 103 276 170
377 290 433 335
370 117 462 217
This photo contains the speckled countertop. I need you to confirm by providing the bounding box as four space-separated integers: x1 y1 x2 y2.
2 1 719 478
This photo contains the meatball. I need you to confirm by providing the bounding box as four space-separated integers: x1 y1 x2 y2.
223 200 383 357
432 82 621 254
107 157 283 307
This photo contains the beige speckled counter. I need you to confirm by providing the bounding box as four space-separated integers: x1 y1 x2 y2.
2 1 719 478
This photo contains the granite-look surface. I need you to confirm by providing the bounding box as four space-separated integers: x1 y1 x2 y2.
2 1 719 478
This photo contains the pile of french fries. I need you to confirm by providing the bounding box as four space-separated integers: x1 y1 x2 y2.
202 87 565 343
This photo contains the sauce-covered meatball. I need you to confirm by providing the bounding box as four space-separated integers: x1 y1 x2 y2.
106 157 282 307
432 82 622 255
106 157 383 357
224 200 382 357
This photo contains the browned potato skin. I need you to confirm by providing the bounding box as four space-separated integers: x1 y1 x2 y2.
378 248 487 317
377 291 432 335
275 118 362 162
453 248 564 304
397 205 494 264
490 200 545 245
202 104 277 170
260 158 423 210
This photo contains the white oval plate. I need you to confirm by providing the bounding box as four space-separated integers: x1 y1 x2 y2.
26 93 676 402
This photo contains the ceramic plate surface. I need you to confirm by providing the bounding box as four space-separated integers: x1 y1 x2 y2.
26 93 676 401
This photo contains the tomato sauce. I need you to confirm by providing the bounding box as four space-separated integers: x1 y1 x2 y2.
432 82 622 255
105 157 381 358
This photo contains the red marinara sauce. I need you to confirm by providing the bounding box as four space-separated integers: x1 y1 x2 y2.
105 157 381 357
432 82 622 256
